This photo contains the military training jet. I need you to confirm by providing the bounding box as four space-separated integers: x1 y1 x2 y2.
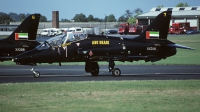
0 14 40 61
13 11 194 78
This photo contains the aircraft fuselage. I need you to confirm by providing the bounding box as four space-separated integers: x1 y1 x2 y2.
14 35 176 64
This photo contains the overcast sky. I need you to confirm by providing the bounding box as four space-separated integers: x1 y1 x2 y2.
0 0 199 20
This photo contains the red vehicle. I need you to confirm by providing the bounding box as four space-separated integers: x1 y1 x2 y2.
118 23 142 35
168 22 190 34
129 25 142 35
118 23 126 35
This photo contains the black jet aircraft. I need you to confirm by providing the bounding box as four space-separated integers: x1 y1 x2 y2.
0 14 40 61
13 11 194 78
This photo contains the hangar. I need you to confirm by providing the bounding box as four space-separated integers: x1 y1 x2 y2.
136 6 200 31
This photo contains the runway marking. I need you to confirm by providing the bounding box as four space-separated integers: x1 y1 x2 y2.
1 67 199 71
0 69 87 71
0 74 91 78
122 73 200 75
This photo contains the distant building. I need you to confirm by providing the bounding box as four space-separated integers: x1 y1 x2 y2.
52 11 59 28
136 6 200 31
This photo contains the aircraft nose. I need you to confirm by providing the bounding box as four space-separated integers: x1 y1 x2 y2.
13 52 33 65
12 57 22 62
12 56 24 63
13 56 32 65
12 57 19 62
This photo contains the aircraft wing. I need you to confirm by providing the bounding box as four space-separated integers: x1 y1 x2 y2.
88 55 159 62
167 44 195 50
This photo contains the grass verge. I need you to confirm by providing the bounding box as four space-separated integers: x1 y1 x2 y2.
0 80 200 112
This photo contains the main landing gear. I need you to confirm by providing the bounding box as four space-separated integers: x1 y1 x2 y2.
31 65 40 78
85 60 121 76
85 61 99 76
108 60 121 76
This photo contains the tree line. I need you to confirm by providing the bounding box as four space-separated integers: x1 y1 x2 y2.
61 7 143 23
0 12 47 24
64 2 189 23
0 8 142 25
0 2 189 25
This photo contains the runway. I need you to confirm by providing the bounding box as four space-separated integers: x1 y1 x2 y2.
0 65 200 83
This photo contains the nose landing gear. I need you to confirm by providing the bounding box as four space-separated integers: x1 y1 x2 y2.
31 66 40 78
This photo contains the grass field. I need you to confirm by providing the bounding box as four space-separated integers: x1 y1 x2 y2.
0 80 200 112
0 34 200 65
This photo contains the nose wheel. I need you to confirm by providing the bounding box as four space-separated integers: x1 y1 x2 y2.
31 66 40 78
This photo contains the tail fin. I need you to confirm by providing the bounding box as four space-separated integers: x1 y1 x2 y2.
137 11 172 40
6 14 40 41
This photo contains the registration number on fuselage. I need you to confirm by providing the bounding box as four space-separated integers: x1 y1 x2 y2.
147 47 156 50
92 40 109 45
15 48 25 51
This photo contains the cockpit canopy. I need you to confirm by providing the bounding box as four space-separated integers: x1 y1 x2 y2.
63 32 87 43
36 32 87 50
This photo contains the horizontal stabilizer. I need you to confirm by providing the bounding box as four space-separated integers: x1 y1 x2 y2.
167 44 195 50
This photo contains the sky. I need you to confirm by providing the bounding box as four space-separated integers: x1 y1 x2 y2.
0 0 199 21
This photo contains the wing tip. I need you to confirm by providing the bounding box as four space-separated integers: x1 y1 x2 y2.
167 44 195 50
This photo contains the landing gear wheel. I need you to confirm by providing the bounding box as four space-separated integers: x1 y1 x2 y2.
91 69 99 76
112 68 121 76
85 61 100 76
33 71 40 78
90 62 99 76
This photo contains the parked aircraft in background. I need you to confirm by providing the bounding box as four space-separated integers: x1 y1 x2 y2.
13 11 194 78
0 14 41 61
